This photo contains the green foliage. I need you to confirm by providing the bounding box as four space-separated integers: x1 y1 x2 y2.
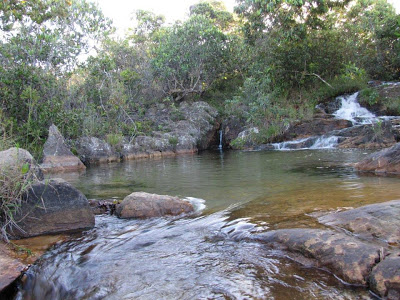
106 133 124 147
0 157 37 242
360 88 380 105
168 136 179 147
152 13 231 101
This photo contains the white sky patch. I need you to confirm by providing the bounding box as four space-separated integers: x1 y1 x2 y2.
93 0 236 36
93 0 399 37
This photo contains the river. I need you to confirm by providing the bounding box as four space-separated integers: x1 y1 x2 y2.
15 149 400 299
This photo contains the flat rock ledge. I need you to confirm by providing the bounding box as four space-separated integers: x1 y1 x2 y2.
0 243 25 293
252 200 400 298
116 192 194 219
354 142 400 174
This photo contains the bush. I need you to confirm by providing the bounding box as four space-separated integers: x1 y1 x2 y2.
0 158 36 242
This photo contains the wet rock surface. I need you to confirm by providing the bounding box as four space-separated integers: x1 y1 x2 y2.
40 125 85 173
318 200 400 246
280 116 352 141
254 228 381 285
116 192 194 219
10 178 95 239
369 254 400 299
336 121 398 150
0 242 25 292
354 142 400 174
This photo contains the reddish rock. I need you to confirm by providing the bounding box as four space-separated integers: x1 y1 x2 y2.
116 192 194 219
0 242 25 292
354 142 400 174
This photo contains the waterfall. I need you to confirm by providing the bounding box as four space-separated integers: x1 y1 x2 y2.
271 135 339 151
218 130 223 150
333 92 376 124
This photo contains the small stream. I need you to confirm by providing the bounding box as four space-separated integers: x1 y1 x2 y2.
15 149 400 300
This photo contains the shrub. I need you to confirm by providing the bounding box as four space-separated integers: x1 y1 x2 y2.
0 160 36 242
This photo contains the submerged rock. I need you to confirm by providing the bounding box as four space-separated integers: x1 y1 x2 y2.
10 178 94 239
40 125 85 173
254 228 381 285
116 192 194 219
318 200 400 246
354 142 400 174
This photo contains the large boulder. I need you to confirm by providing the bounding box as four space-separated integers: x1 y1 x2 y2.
116 192 194 219
318 200 400 246
40 125 85 173
9 178 94 239
0 147 43 181
254 228 381 285
354 143 400 174
75 137 120 165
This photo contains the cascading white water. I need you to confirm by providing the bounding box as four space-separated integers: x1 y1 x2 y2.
271 135 339 151
333 92 376 124
218 130 223 150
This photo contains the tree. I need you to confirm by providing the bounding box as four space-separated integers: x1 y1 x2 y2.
0 0 111 154
152 14 230 101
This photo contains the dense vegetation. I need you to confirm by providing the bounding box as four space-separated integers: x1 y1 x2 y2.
0 0 399 156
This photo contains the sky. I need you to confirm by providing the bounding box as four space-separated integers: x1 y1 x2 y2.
94 0 235 35
94 0 400 36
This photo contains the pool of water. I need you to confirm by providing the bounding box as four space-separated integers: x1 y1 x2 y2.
16 149 400 299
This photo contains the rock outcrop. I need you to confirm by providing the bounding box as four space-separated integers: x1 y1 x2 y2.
252 200 400 298
254 228 381 285
116 192 194 219
10 178 95 239
281 116 352 141
40 125 85 173
337 121 397 150
354 143 400 174
318 200 400 245
76 136 121 165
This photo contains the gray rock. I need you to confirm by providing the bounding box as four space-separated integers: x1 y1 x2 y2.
76 137 120 165
318 200 400 246
0 147 43 181
354 143 400 174
369 254 400 299
10 178 94 238
254 228 381 285
116 192 194 219
40 125 85 173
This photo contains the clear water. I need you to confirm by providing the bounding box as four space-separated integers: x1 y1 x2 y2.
17 150 400 299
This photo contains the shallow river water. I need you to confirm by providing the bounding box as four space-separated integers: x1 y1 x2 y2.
16 149 400 299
